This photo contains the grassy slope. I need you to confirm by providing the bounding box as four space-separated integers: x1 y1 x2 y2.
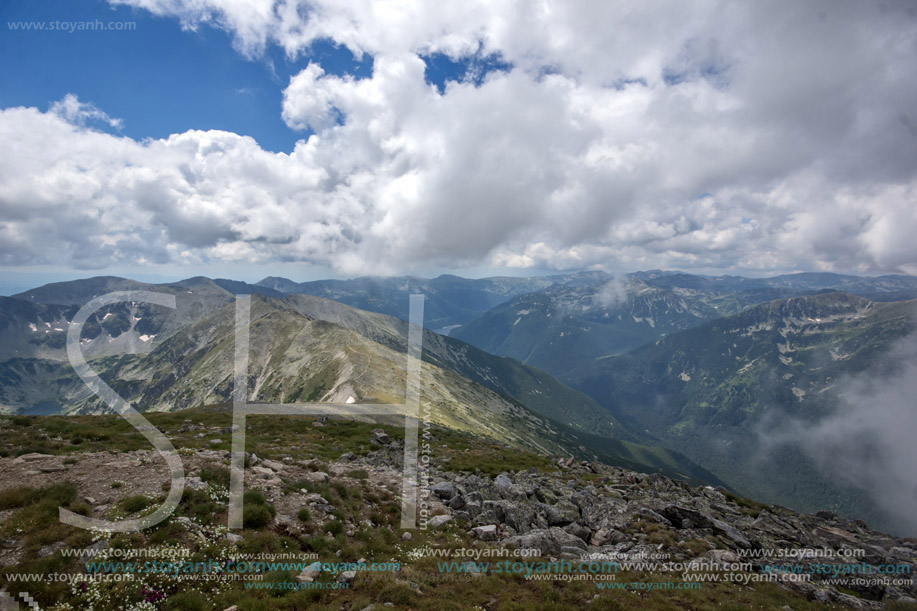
0 408 844 611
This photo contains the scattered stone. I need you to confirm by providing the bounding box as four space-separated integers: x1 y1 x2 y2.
12 453 55 463
302 471 330 484
431 481 458 500
504 527 586 557
38 542 65 558
296 561 322 583
427 515 452 529
185 476 208 490
471 524 498 541
38 464 67 473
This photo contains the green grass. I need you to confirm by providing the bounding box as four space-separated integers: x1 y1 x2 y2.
118 494 153 514
0 406 847 611
723 491 770 518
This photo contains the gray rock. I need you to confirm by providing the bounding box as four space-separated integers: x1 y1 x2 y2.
471 524 499 541
431 481 458 500
463 501 482 517
372 429 392 445
38 542 65 557
539 501 579 526
447 495 467 510
296 561 322 583
11 453 55 463
38 464 67 473
301 471 330 484
505 527 587 556
495 473 527 501
709 517 752 549
563 523 592 544
481 500 505 523
502 502 537 534
460 561 486 577
427 515 453 528
260 459 285 471
494 474 514 489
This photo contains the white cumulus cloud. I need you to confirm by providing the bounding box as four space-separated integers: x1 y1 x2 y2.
1 1 916 276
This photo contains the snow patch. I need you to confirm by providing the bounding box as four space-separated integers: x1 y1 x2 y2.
138 334 155 342
28 323 37 332
346 396 356 404
679 372 691 382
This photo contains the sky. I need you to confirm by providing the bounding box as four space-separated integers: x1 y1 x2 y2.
1 0 916 293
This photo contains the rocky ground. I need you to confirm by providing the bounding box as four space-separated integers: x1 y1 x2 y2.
0 412 915 610
360 436 917 609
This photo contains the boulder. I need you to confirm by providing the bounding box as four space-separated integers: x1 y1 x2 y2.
471 524 499 541
296 561 322 583
427 515 452 529
504 527 587 556
431 481 458 501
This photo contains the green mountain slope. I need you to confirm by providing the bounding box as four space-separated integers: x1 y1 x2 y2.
566 292 917 532
453 272 917 381
0 286 720 486
278 294 631 442
453 277 761 378
255 272 606 330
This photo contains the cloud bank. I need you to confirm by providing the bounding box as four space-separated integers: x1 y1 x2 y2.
760 329 917 535
1 0 916 275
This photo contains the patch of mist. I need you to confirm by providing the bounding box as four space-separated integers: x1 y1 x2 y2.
757 328 917 535
592 275 629 309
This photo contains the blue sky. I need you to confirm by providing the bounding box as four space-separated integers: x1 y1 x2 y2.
0 1 914 293
1 0 496 154
1 0 373 153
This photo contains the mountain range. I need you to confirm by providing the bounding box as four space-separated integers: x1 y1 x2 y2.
2 269 916 534
0 275 720 486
